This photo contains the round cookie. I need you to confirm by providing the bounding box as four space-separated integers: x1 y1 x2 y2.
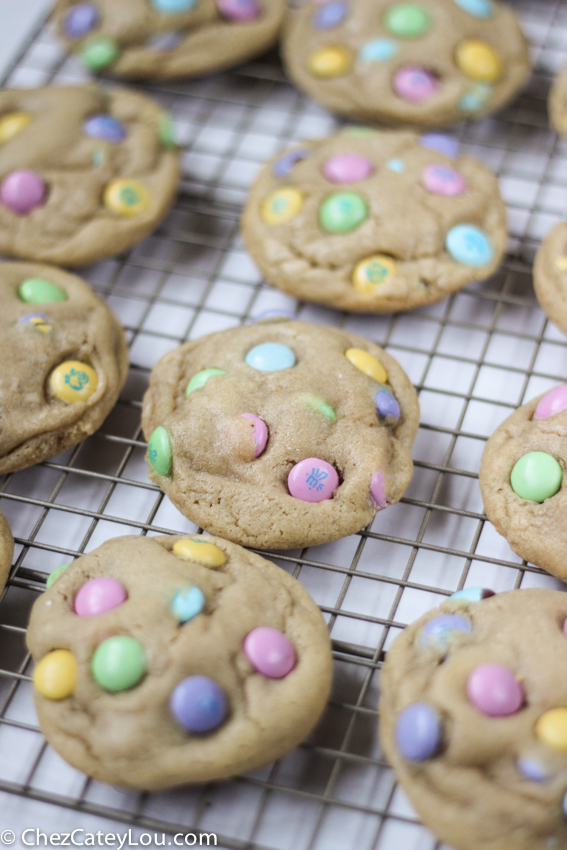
0 85 179 266
0 509 14 596
242 129 506 313
549 65 567 139
141 317 419 549
479 385 567 580
533 222 567 337
27 534 332 789
0 263 128 475
54 0 285 80
380 587 567 850
282 0 530 128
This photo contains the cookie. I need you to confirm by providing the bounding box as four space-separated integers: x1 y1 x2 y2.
0 85 179 266
0 509 14 596
27 533 332 789
0 262 128 475
549 65 567 139
54 0 285 80
282 0 530 128
379 587 567 850
141 317 419 549
479 385 567 580
533 222 567 337
242 129 506 313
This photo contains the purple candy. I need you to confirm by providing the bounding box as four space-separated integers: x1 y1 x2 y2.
421 614 471 645
420 133 460 159
376 390 400 419
395 703 441 761
170 675 228 733
517 758 548 783
312 1 348 29
1 170 46 215
64 3 99 38
83 114 126 144
371 471 388 508
217 0 260 21
272 149 309 178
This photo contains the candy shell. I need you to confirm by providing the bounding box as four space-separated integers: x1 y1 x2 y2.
272 149 309 178
171 587 205 623
0 112 31 144
395 703 441 761
64 3 99 38
147 31 184 51
453 0 493 16
386 159 405 173
217 0 260 20
241 414 268 457
34 650 78 700
394 67 438 102
450 587 495 602
456 39 502 83
1 170 46 215
18 278 67 304
383 3 431 38
308 45 352 77
186 368 227 396
533 386 567 420
371 471 388 508
245 342 296 371
420 133 460 159
345 348 388 383
312 1 348 29
170 675 227 733
261 188 303 225
84 114 126 144
173 538 226 568
536 708 567 751
353 256 397 293
288 458 339 502
244 627 296 678
74 577 127 617
467 663 523 716
459 83 493 112
423 164 466 197
517 758 548 783
148 426 173 477
358 39 397 62
510 452 562 503
91 636 146 692
446 224 493 266
50 361 98 404
104 179 150 217
152 0 197 10
46 563 71 589
421 613 471 646
376 390 400 419
80 36 120 70
305 394 336 420
319 192 368 233
323 154 374 184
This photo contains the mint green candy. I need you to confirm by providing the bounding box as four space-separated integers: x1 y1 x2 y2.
159 114 176 149
148 426 172 477
19 278 67 304
91 636 146 692
186 368 227 396
319 193 368 234
305 394 336 420
510 452 562 502
383 3 431 38
80 37 120 71
46 563 71 589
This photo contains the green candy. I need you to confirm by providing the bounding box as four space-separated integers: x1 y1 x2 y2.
159 114 176 150
510 452 562 502
186 368 227 397
383 3 431 38
46 563 71 589
305 394 336 420
92 636 146 692
148 426 172 477
80 37 120 71
342 127 378 137
319 193 368 234
19 278 67 304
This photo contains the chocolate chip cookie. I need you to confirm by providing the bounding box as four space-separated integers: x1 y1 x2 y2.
0 263 128 474
28 533 332 789
0 84 179 266
242 129 506 313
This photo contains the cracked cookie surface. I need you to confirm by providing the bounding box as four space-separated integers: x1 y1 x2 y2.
534 221 567 338
0 509 14 596
27 534 333 789
0 85 179 265
242 129 506 313
0 262 128 475
380 588 567 850
141 317 419 549
54 0 285 80
282 0 530 128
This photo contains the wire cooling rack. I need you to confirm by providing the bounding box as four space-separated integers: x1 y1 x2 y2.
1 2 567 847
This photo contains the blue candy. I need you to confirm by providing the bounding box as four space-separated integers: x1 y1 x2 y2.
170 676 227 733
386 158 405 173
151 0 197 11
84 114 126 144
245 342 296 372
358 38 398 62
446 224 493 267
452 0 494 17
450 587 495 602
312 1 348 29
272 149 309 178
395 703 441 761
171 587 205 624
459 83 493 113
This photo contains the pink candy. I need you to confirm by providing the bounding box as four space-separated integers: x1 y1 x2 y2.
288 458 339 502
1 169 46 215
74 577 128 617
217 0 260 20
393 67 438 103
534 385 567 420
371 471 388 508
244 626 296 678
423 164 466 197
467 663 524 716
323 154 374 184
241 413 268 457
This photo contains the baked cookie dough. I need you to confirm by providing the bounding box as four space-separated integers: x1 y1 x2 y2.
479 385 567 580
533 222 567 337
549 65 567 139
380 587 567 850
282 0 530 128
0 84 179 266
0 509 14 596
54 0 285 80
27 534 332 789
141 317 419 549
242 129 506 313
0 263 128 475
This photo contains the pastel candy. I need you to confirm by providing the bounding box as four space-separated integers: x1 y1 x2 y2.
91 636 146 692
423 164 466 196
459 83 493 112
353 256 397 294
244 627 296 678
533 386 567 420
186 368 227 396
395 703 441 761
0 111 31 144
453 0 493 16
345 348 388 383
50 361 98 404
394 67 438 102
420 133 460 159
313 1 347 28
171 586 205 623
421 613 471 646
245 342 296 371
446 224 493 266
173 538 226 568
319 192 368 233
323 154 374 184
517 758 549 783
19 278 67 304
80 36 120 70
261 188 303 224
64 3 99 38
74 577 127 617
386 159 405 173
272 149 308 178
84 114 126 144
217 0 261 20
359 39 397 62
456 39 502 83
305 394 336 420
450 587 495 602
536 708 567 751
383 3 431 38
46 563 71 589
104 179 150 217
147 32 184 51
241 414 268 457
371 471 388 508
19 314 52 334
288 458 339 502
1 170 46 215
148 426 173 477
170 675 228 733
376 390 400 419
308 45 352 77
159 114 176 149
467 663 523 716
151 0 197 10
34 650 78 700
510 452 562 502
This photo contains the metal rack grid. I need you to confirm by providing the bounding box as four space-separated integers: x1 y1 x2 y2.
1 1 567 847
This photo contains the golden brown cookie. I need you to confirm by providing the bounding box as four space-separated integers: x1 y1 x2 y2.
27 534 332 789
0 509 14 596
549 65 567 139
534 222 567 337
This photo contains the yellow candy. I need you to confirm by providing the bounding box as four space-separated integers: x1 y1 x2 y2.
536 708 567 751
0 111 31 144
34 650 77 700
261 188 303 225
308 45 352 78
173 538 226 568
555 256 567 272
345 348 388 383
104 179 150 217
50 361 98 404
455 40 503 84
353 255 397 294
